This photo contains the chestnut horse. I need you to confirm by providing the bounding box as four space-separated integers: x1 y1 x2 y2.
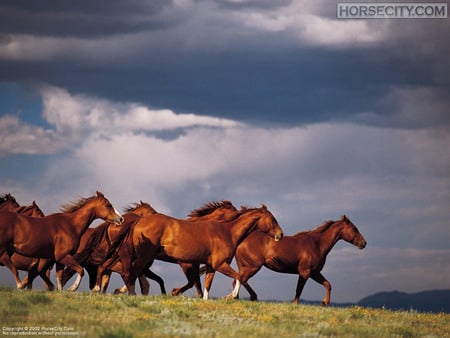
122 204 283 298
0 191 123 291
96 200 239 296
62 201 159 293
232 215 366 305
0 199 54 290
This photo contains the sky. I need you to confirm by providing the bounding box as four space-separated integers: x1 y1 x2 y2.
0 0 449 303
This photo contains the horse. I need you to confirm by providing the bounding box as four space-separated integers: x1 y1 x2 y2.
0 199 54 290
62 201 159 294
232 215 366 305
96 200 239 296
121 204 283 298
0 191 123 291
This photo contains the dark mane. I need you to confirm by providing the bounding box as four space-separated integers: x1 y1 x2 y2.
0 193 18 205
294 220 335 236
60 195 96 213
188 200 234 218
311 220 335 233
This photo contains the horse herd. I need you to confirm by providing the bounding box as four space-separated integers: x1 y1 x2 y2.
0 191 366 305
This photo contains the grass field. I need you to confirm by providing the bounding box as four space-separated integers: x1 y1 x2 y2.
0 287 448 337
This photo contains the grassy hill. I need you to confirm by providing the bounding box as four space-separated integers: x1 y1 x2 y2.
1 287 448 337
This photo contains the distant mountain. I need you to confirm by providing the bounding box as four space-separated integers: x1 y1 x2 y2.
358 290 450 313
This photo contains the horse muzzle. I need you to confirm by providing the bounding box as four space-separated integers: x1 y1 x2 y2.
274 231 284 242
112 215 124 226
357 239 367 249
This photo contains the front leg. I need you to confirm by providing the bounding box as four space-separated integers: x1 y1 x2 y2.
203 265 215 300
311 271 332 306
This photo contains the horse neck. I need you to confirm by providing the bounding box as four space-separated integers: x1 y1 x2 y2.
227 212 258 246
315 221 344 256
67 204 99 237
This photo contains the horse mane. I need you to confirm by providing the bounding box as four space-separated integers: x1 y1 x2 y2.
0 193 18 205
310 220 335 233
187 200 234 218
60 195 97 213
293 220 335 236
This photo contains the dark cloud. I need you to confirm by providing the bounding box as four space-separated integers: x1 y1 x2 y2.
0 0 173 37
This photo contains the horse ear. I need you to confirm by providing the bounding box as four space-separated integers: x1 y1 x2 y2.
140 200 144 205
32 200 37 206
96 191 105 198
261 204 267 210
341 215 348 221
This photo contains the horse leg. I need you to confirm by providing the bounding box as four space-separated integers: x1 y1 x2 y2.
126 257 153 296
236 265 262 301
38 259 55 291
143 268 166 294
57 255 84 292
93 257 116 292
85 265 98 291
311 272 332 306
293 274 309 304
203 265 216 300
0 252 22 289
214 262 241 299
101 271 112 293
138 274 150 295
55 263 64 290
171 263 200 297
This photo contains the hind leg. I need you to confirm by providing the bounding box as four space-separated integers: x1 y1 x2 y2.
143 268 166 295
0 252 22 289
236 265 262 301
293 274 309 304
311 272 332 306
57 255 84 291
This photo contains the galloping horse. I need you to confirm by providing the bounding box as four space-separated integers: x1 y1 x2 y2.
0 191 123 291
97 200 239 296
63 201 159 293
232 215 366 305
0 198 53 290
122 205 283 298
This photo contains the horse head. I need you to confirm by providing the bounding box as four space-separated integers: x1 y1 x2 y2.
339 215 366 249
252 204 284 241
93 191 124 225
0 193 20 210
125 201 158 216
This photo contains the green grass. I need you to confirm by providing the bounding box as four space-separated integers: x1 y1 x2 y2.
0 287 448 337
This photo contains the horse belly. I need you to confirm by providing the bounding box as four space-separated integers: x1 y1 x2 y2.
13 235 54 259
162 238 211 264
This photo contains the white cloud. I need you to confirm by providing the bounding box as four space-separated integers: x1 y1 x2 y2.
0 86 241 156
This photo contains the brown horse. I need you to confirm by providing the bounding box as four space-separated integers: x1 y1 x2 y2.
0 191 123 291
62 201 158 293
0 199 53 290
232 215 366 305
122 204 283 298
96 200 239 296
